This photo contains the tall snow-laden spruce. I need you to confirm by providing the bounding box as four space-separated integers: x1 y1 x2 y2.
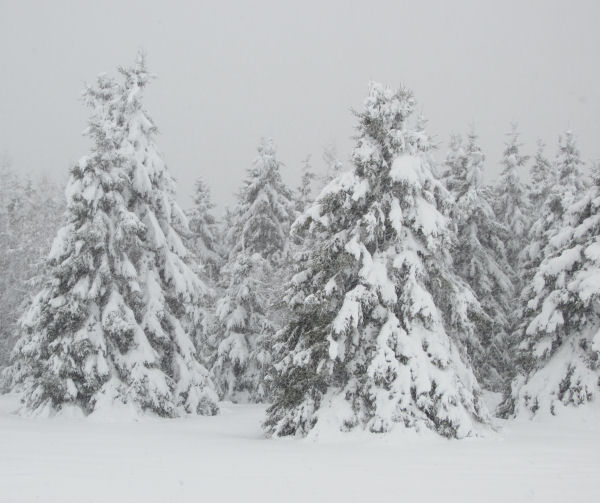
264 83 489 438
494 124 530 273
0 171 65 373
295 155 317 213
212 139 296 403
520 134 585 291
528 140 554 213
504 131 596 417
186 178 222 283
554 131 588 194
184 178 222 370
7 54 218 417
0 161 66 374
0 159 26 369
520 132 588 305
442 132 515 391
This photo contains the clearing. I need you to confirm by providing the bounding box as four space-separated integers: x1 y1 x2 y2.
0 393 598 502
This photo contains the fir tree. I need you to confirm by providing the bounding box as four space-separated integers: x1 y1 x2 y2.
0 158 22 368
296 155 317 213
0 162 65 372
555 131 587 194
520 134 586 287
505 164 600 417
494 124 530 273
184 178 222 374
212 139 295 403
442 132 515 391
7 54 218 417
528 140 554 213
186 178 222 283
502 131 593 416
264 83 489 438
522 132 588 281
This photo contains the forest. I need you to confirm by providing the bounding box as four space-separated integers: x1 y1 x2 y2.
1 53 598 442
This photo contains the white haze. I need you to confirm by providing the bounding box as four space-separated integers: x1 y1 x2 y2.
0 0 599 210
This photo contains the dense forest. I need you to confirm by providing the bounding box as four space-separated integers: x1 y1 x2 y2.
1 54 598 438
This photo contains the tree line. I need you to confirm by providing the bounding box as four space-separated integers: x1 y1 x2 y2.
1 53 598 437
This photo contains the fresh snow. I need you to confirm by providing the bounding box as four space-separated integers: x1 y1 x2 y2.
0 392 598 503
390 154 426 185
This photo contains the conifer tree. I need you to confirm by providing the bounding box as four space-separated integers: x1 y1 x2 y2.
528 140 554 213
505 163 599 417
7 54 218 417
521 132 588 283
0 159 22 368
0 163 65 372
296 155 317 213
212 139 295 403
494 124 530 273
554 131 587 195
442 132 514 391
184 178 223 374
264 83 489 438
186 178 222 283
502 131 593 416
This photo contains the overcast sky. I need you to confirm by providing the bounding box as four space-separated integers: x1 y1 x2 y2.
1 0 599 210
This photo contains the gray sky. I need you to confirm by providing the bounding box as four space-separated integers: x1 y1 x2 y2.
1 0 599 210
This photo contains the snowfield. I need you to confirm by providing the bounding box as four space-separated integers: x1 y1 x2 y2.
0 393 598 503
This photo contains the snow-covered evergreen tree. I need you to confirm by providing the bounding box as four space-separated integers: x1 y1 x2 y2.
554 131 588 195
528 140 554 213
505 162 600 417
494 124 530 273
524 132 587 272
6 54 218 417
502 131 593 417
212 138 295 403
264 83 489 438
0 159 22 368
442 132 515 391
0 162 65 372
186 178 222 283
183 178 222 375
295 155 317 213
520 133 586 285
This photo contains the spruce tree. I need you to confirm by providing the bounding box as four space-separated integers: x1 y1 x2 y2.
0 163 65 372
264 83 489 438
503 131 593 416
186 178 222 283
212 139 295 403
184 178 222 375
506 163 599 416
296 154 317 213
521 132 588 289
7 54 218 417
520 134 585 289
0 159 23 368
442 132 515 391
554 131 587 194
528 140 554 213
494 124 530 273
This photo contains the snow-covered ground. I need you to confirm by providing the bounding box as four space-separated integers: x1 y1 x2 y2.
0 392 598 503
